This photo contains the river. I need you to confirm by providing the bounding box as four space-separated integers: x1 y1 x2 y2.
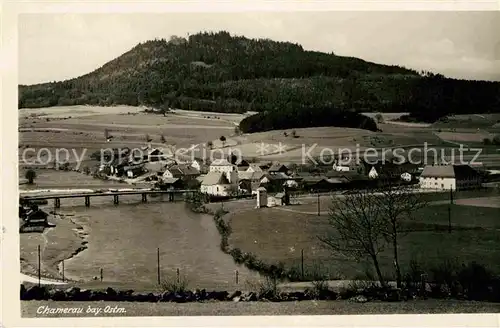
52 197 259 290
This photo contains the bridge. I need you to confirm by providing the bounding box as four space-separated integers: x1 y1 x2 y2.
20 189 198 208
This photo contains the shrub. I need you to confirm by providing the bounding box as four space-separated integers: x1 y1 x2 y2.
483 138 492 145
457 262 492 301
159 274 190 294
254 276 280 300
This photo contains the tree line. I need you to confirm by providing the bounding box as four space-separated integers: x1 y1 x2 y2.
19 31 500 132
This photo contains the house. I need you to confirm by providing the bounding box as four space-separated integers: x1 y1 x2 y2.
238 171 265 182
124 164 145 178
400 172 412 182
368 166 379 179
200 172 235 196
332 157 351 172
259 172 290 192
190 159 209 174
144 161 168 176
269 162 289 174
238 179 252 194
130 147 164 163
267 191 290 207
210 159 237 173
146 148 164 162
246 164 264 173
419 164 482 191
158 177 184 190
236 159 251 171
190 159 210 173
163 164 200 181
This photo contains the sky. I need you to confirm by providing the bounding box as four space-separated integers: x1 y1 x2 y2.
18 12 500 84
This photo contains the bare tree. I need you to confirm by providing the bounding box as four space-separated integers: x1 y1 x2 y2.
318 189 387 287
374 184 427 288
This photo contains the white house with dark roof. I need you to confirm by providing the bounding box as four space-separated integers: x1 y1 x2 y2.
163 164 200 181
419 164 482 191
200 172 236 196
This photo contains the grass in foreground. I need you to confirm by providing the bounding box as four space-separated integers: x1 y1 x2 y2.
21 300 500 317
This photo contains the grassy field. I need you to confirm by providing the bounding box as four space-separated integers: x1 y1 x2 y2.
227 196 500 280
19 106 500 168
18 170 128 190
20 299 500 317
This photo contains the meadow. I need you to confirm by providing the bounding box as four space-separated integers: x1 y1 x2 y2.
227 192 500 281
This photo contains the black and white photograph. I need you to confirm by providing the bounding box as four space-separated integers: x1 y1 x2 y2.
4 3 500 324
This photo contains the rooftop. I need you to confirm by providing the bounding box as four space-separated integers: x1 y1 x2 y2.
201 172 230 185
420 164 480 179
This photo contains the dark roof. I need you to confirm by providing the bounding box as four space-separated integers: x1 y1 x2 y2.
264 172 289 180
420 165 480 179
302 176 327 184
124 163 145 171
269 162 289 172
168 164 200 176
238 171 265 181
162 177 180 184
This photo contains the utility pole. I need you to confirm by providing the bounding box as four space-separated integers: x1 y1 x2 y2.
157 247 161 285
448 187 452 233
37 245 41 287
62 260 65 282
448 204 452 233
317 194 320 216
301 249 304 280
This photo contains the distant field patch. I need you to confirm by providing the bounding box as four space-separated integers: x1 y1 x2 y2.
454 196 500 209
436 131 495 143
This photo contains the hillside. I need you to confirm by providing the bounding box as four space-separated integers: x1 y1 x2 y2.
19 31 500 133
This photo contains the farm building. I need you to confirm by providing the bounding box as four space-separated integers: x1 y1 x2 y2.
163 164 201 181
20 208 50 233
419 164 482 191
301 176 348 192
124 164 145 178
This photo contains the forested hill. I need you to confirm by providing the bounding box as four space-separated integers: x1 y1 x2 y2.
19 31 500 133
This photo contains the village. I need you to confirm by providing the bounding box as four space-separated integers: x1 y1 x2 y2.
91 142 486 203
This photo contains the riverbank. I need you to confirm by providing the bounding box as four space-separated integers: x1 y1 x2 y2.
20 211 88 281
